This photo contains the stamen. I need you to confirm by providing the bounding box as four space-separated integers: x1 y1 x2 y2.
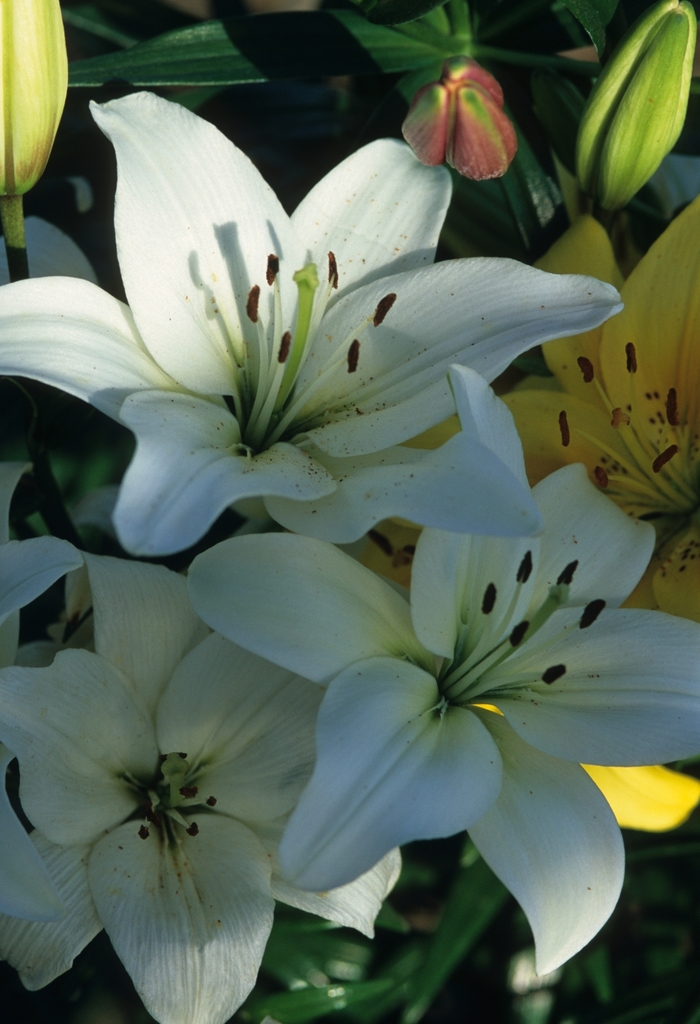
180 786 198 799
557 560 578 585
577 356 594 383
206 796 217 807
542 664 566 684
558 410 570 447
481 583 497 614
517 551 533 583
328 251 339 289
666 387 679 427
594 465 609 488
652 444 679 473
611 407 630 428
186 822 199 837
373 293 397 327
347 339 360 373
278 330 291 363
138 825 150 840
625 343 637 373
246 285 260 323
266 254 279 286
368 529 393 556
510 621 529 646
580 599 606 628
145 802 162 828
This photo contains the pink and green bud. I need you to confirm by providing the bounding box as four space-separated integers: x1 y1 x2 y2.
402 56 517 180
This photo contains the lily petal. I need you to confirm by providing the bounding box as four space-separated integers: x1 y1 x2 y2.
89 816 274 1024
0 832 101 989
157 633 321 822
584 764 700 831
0 462 29 543
115 391 336 556
291 139 451 300
0 743 64 920
470 713 623 975
188 534 429 683
0 276 175 419
280 658 502 890
82 553 208 714
2 216 97 285
266 429 541 543
91 91 302 395
0 538 83 631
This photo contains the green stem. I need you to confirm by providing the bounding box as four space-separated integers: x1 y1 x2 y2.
448 0 471 39
0 194 28 281
472 44 600 75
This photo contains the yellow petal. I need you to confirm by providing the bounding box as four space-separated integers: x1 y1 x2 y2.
535 216 623 407
404 415 461 450
652 523 700 620
358 520 420 589
584 764 700 832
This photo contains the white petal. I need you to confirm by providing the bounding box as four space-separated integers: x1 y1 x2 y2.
92 91 302 394
0 650 157 846
156 633 321 822
0 832 101 989
489 608 700 765
116 391 336 556
0 461 28 543
0 276 175 419
291 139 450 300
89 816 274 1024
0 537 83 631
266 430 541 543
298 260 622 457
411 529 539 660
14 641 60 668
2 217 97 284
470 714 623 975
187 534 429 684
71 484 119 537
83 553 207 715
529 464 655 609
0 744 64 920
280 658 502 890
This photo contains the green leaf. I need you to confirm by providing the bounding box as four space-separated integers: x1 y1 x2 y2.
364 0 451 27
245 979 395 1024
498 120 567 259
374 900 410 933
68 11 444 87
559 0 618 55
531 69 586 174
400 854 509 1024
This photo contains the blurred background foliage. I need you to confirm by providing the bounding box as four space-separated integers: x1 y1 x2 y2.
4 0 700 1021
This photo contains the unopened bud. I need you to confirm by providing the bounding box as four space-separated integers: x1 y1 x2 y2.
576 0 696 210
0 0 68 195
402 56 517 180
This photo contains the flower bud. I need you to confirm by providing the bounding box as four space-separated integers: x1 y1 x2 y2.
576 0 696 211
402 56 517 180
0 0 68 195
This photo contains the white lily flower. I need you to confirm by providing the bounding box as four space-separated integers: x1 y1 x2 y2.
0 90 622 554
188 438 700 974
0 462 83 922
0 216 97 285
0 554 399 1024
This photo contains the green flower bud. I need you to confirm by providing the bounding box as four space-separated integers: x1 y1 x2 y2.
576 0 696 211
0 0 68 196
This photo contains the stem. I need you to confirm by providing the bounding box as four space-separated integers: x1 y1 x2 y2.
472 44 600 75
448 0 471 39
0 194 28 281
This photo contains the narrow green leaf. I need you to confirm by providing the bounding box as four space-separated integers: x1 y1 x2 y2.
247 979 395 1024
499 121 567 259
400 855 509 1024
374 900 411 933
68 11 443 88
365 0 451 26
559 0 618 54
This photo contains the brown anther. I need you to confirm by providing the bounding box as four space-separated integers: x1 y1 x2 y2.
652 444 679 473
558 410 570 447
577 356 594 383
246 285 260 323
328 251 339 289
186 822 199 837
368 529 393 556
517 551 533 583
557 560 578 586
542 664 566 684
206 796 217 807
158 753 167 762
510 621 529 646
138 825 150 840
373 293 397 327
278 330 291 363
666 387 679 427
179 786 198 799
611 407 630 428
481 583 497 614
178 752 187 759
594 466 609 488
347 339 360 373
144 802 162 828
580 599 606 629
625 342 637 373
266 254 279 286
